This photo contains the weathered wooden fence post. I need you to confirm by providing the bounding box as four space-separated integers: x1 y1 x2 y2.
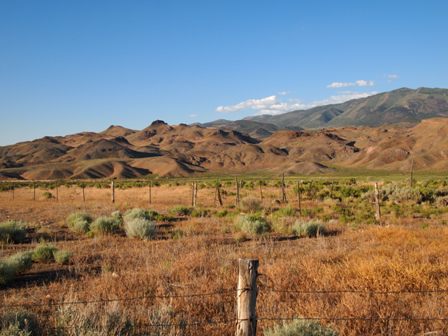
280 173 287 203
191 182 197 207
297 180 302 215
11 185 15 200
235 178 241 207
82 186 85 202
374 182 382 224
409 158 415 188
111 180 115 203
236 258 259 336
148 181 152 204
56 186 59 201
33 182 36 201
215 182 223 207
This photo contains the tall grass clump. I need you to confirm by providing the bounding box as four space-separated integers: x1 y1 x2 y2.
292 220 328 238
90 216 121 236
32 243 57 263
0 310 40 336
66 212 93 234
235 214 271 235
0 252 33 286
124 218 156 239
265 319 338 336
0 220 27 243
54 250 72 265
240 196 263 212
169 206 192 216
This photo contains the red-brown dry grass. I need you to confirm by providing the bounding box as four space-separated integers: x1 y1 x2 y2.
1 186 448 335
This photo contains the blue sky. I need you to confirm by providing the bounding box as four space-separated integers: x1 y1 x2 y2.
0 0 447 145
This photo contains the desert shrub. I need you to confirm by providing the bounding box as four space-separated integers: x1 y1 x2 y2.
54 250 72 265
292 220 328 238
272 206 296 218
55 299 133 336
436 196 448 207
0 252 33 286
124 218 156 239
90 216 121 236
216 209 229 218
66 212 93 234
240 196 263 212
264 319 338 336
0 220 27 244
169 206 193 216
235 214 271 235
190 208 212 218
32 243 57 263
42 191 54 199
123 208 159 222
0 310 40 336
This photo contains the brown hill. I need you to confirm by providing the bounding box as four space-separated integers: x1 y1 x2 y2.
1 118 448 179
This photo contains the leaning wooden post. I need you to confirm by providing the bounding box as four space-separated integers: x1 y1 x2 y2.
236 259 259 336
33 183 36 201
235 178 241 207
216 182 223 207
374 182 382 224
409 158 415 188
280 173 287 203
148 181 152 204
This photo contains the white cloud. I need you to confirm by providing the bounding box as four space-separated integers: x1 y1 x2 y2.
216 95 308 115
327 79 374 89
216 91 378 116
387 74 399 81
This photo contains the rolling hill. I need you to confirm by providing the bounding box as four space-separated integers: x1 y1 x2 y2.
1 115 448 179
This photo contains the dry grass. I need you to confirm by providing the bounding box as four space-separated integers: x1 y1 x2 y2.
1 184 448 335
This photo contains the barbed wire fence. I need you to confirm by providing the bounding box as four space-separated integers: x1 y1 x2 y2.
2 259 448 335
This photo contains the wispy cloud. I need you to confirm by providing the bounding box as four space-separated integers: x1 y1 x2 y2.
188 113 198 118
327 79 374 89
216 91 377 116
387 74 399 81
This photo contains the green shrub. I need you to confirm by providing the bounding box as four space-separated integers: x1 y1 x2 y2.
0 252 33 286
240 196 263 212
66 212 93 234
292 220 327 238
264 319 338 336
190 208 212 218
235 214 271 235
169 206 193 216
273 206 296 218
216 209 229 218
54 250 72 265
90 216 121 236
123 208 159 222
0 220 27 243
124 218 156 239
32 243 57 263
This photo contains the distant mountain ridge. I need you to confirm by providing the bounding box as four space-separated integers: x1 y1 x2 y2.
206 88 448 135
1 88 448 180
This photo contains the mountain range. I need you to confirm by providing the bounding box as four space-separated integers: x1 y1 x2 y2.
1 87 448 180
